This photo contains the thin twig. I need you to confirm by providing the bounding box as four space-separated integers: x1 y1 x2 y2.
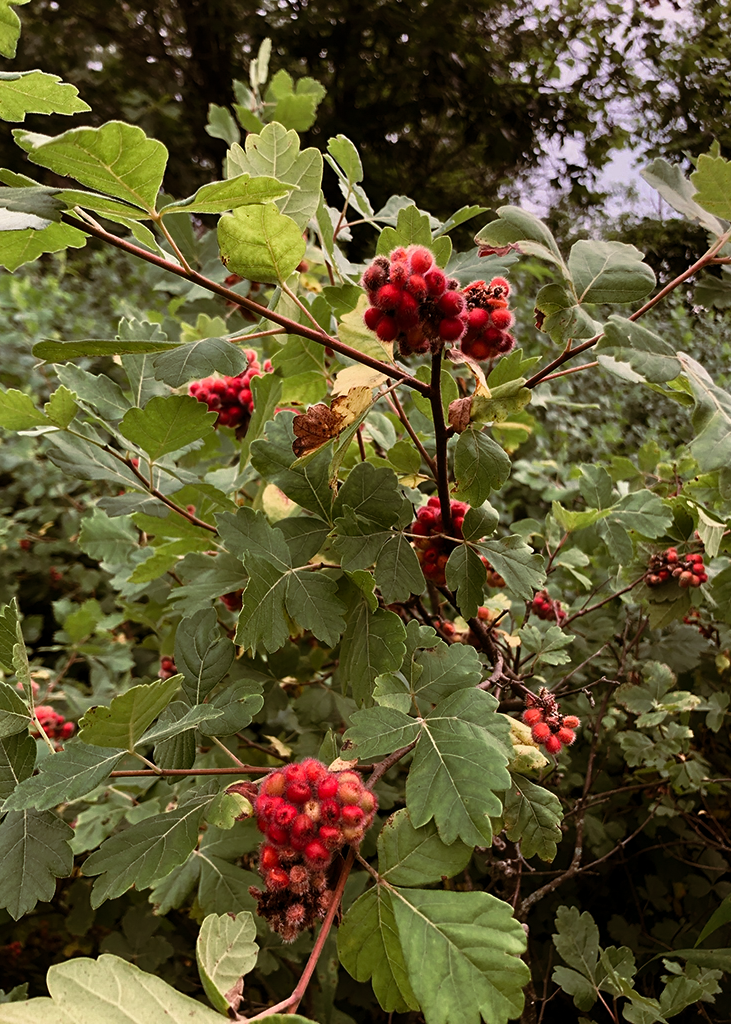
62 215 430 396
430 351 453 533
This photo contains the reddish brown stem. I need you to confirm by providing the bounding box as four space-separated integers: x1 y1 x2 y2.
241 847 356 1021
63 215 430 397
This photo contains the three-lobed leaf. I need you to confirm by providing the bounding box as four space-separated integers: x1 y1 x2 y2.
196 912 258 1013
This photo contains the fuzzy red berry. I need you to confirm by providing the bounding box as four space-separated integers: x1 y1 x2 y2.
266 868 290 890
260 845 280 871
522 708 543 726
408 245 434 274
364 306 383 330
304 840 331 869
531 722 552 744
376 316 398 342
562 715 580 729
544 735 562 755
556 726 576 746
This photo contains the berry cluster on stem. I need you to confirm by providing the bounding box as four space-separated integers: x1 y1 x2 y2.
361 245 467 356
251 759 377 941
188 349 270 431
521 688 579 756
410 497 505 588
361 246 516 362
460 278 515 361
531 590 568 625
645 547 707 589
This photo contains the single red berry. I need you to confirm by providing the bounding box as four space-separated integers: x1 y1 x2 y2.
260 845 280 871
532 722 551 743
304 840 331 868
317 776 339 800
439 317 465 341
266 868 290 890
273 803 298 827
364 306 383 331
375 284 402 311
406 273 427 300
522 708 543 726
395 292 420 329
678 572 694 588
556 726 576 746
266 823 290 845
437 290 466 317
408 246 434 274
665 547 678 563
341 804 365 826
424 268 447 297
490 308 515 330
544 735 562 755
320 799 341 824
562 715 580 729
318 825 342 848
376 316 398 342
285 781 312 804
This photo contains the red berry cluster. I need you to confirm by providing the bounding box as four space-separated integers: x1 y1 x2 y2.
683 608 715 639
410 497 468 585
159 656 177 679
251 759 377 942
34 705 74 743
645 547 707 589
531 590 568 625
521 688 579 756
188 349 270 430
460 278 515 361
361 245 467 357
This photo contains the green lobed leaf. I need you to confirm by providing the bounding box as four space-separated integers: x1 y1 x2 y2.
0 0 30 59
326 134 363 185
475 206 564 266
640 157 724 235
78 509 138 564
44 385 77 428
285 568 347 647
406 689 512 846
218 203 305 284
227 121 323 230
677 352 731 473
174 608 235 705
239 371 282 468
0 388 49 430
445 544 486 619
374 534 425 605
250 413 333 521
138 704 225 745
391 886 530 1024
215 506 291 568
0 218 86 271
14 121 167 212
0 953 225 1023
534 283 603 345
0 680 31 738
0 70 89 121
411 635 483 703
196 912 258 1014
3 744 124 812
332 461 403 526
0 732 35 801
518 623 574 667
503 773 564 862
340 601 407 707
152 337 251 387
235 554 289 654
553 905 599 980
152 702 197 771
83 796 212 907
120 395 217 461
338 885 419 1014
568 240 655 304
0 599 22 674
158 173 290 215
479 534 546 600
691 151 731 220
378 809 473 886
196 680 264 737
453 427 511 505
596 315 681 384
343 705 421 759
77 676 181 751
0 809 73 919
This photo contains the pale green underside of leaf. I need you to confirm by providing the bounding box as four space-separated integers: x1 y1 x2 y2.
0 954 224 1024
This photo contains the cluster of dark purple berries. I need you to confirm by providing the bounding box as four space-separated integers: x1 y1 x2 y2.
188 349 270 430
361 245 516 361
522 688 579 756
645 547 708 589
531 590 568 625
251 759 377 941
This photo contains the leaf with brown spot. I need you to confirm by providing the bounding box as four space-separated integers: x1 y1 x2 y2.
292 386 372 457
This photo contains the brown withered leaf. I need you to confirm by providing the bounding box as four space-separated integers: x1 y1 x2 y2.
448 396 472 433
447 347 491 398
292 385 372 457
